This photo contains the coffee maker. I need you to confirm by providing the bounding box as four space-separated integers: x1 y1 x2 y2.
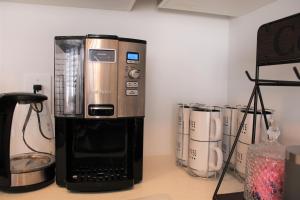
54 35 146 192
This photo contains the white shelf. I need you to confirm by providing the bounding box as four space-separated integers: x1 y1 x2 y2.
158 0 277 17
0 0 137 11
0 156 243 200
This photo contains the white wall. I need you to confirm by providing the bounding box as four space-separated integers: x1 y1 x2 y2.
0 0 230 156
228 0 300 145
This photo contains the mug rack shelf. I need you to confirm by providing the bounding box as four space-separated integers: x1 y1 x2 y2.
213 12 300 200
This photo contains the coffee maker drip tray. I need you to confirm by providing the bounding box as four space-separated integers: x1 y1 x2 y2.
66 166 134 192
9 152 55 187
71 166 128 183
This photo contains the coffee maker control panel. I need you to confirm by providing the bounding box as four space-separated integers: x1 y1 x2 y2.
118 40 146 117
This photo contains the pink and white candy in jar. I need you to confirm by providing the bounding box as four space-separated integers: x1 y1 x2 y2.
244 126 285 200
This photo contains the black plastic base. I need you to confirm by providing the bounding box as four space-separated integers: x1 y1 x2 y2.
55 117 144 192
1 178 54 193
66 180 134 192
213 192 244 200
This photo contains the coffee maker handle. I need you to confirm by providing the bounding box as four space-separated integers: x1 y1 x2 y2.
213 118 222 141
210 147 223 171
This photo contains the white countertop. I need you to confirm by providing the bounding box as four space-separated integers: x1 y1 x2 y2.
0 156 243 200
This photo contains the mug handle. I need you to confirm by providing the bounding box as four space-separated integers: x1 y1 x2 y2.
209 147 223 171
213 118 222 141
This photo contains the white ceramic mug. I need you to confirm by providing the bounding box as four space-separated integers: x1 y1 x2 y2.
222 134 230 162
235 109 275 178
190 107 222 142
235 109 262 177
176 134 189 166
178 104 190 134
223 107 231 136
222 134 236 165
238 109 262 145
230 136 237 167
222 106 239 162
235 141 249 178
176 104 190 166
230 107 240 137
176 133 183 161
222 135 237 166
222 106 239 135
188 140 223 178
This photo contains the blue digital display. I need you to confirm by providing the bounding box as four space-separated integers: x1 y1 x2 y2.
127 52 139 61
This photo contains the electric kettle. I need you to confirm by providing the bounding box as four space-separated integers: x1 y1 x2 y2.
0 93 55 192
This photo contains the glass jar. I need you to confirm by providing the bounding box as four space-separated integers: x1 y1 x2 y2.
244 125 285 200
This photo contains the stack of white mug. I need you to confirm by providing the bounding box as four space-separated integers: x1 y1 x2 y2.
176 103 274 180
221 106 274 179
222 106 240 169
176 104 224 178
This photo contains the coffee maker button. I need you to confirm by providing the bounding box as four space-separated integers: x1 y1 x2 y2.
126 90 138 96
128 69 140 79
72 175 78 180
126 81 138 88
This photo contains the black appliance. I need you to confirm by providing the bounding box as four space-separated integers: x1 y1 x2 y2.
54 35 146 192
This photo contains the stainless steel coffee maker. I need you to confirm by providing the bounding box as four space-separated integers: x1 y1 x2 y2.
54 35 146 191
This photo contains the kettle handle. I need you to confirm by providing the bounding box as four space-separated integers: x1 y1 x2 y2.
0 96 18 187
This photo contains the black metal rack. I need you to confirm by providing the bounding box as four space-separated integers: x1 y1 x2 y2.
213 12 300 200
